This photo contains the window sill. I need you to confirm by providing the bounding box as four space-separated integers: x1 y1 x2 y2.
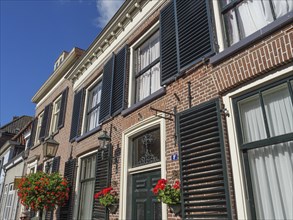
76 126 102 142
210 11 293 65
121 88 166 117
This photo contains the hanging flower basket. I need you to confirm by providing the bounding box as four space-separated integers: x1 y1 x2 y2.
107 203 119 213
17 171 69 212
94 187 119 214
153 179 181 216
169 203 181 215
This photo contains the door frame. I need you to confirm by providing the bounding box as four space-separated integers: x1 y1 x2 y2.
119 115 167 219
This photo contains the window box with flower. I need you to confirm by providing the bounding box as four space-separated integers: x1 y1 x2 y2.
94 187 119 214
153 178 181 216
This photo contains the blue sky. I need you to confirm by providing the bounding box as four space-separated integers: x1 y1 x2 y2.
0 0 123 126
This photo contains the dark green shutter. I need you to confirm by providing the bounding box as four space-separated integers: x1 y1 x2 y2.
160 1 179 85
99 55 115 123
177 99 231 219
160 0 215 85
28 118 37 148
176 0 215 70
58 87 69 129
92 146 112 220
60 159 77 220
70 89 84 141
39 104 52 141
111 46 128 116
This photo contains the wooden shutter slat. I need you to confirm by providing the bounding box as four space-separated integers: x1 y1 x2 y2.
58 87 69 129
28 118 37 148
92 146 112 220
59 158 77 220
177 99 231 219
70 89 84 141
111 46 127 115
99 56 114 123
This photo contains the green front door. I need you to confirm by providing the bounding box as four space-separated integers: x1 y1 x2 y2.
132 170 162 220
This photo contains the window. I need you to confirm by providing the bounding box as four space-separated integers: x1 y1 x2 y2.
220 0 293 46
85 81 102 132
35 112 43 144
50 97 61 134
133 29 161 103
234 76 293 219
132 128 161 167
78 154 96 220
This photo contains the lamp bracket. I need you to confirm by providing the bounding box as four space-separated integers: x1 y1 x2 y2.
150 107 174 121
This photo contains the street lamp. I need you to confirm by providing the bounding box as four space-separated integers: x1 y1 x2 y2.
42 137 59 158
98 130 111 149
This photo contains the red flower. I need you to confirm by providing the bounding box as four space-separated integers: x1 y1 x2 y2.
173 180 180 189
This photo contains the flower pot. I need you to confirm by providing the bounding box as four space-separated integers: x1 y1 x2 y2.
107 203 118 214
169 203 181 216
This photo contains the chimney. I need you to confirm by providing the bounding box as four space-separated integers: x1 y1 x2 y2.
13 116 19 120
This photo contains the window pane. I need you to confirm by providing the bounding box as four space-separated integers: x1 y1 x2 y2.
262 83 293 137
238 95 267 143
223 9 240 46
149 31 160 63
272 0 293 18
136 70 151 102
236 0 274 39
86 82 102 132
151 62 161 94
133 128 161 167
78 180 95 219
248 141 293 219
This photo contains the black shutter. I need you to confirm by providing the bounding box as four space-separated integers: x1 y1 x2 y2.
160 1 179 86
177 99 231 219
39 104 51 141
111 46 128 115
59 159 77 220
52 156 61 173
160 0 215 85
70 89 84 141
58 87 69 129
92 146 112 220
176 0 215 70
99 55 114 123
28 118 38 148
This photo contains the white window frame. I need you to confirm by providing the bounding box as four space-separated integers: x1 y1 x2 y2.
73 150 98 219
3 183 15 220
119 115 167 219
50 96 62 134
222 65 293 219
26 160 38 174
35 112 44 145
128 21 161 107
81 76 103 135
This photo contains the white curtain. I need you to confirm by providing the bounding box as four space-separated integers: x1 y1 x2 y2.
225 9 240 45
272 0 293 18
136 31 161 102
239 83 293 219
237 0 274 39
